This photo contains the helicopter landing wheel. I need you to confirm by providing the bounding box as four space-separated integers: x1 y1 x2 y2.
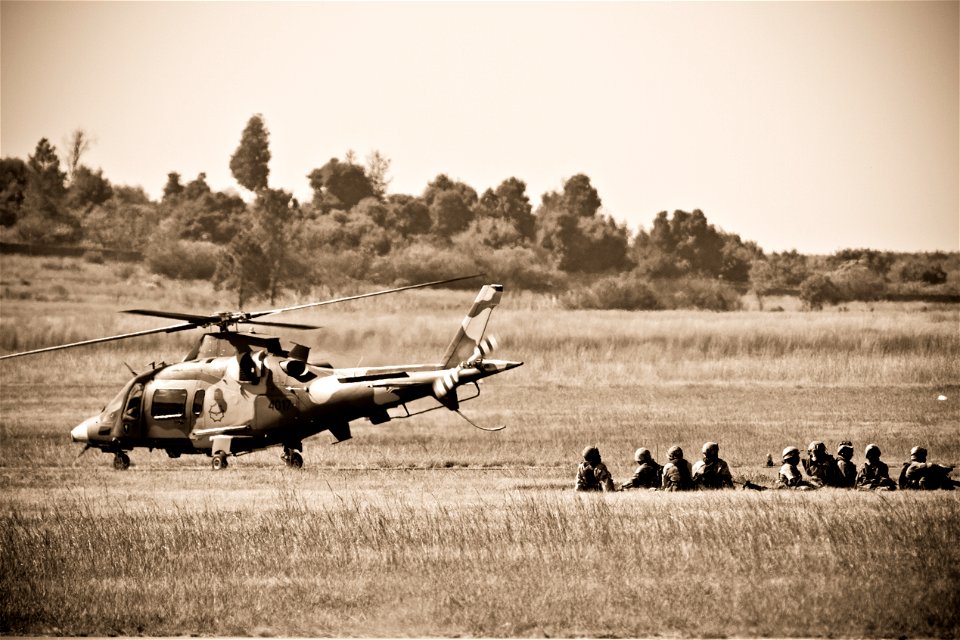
211 453 229 471
113 452 131 471
282 448 303 469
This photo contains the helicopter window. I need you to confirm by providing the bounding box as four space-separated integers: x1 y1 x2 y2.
192 390 205 417
151 389 188 420
102 387 126 421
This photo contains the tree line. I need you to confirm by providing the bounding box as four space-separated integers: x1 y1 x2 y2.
1 115 955 310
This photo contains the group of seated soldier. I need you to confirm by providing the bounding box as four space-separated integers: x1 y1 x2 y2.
575 442 736 492
777 441 958 491
574 441 957 492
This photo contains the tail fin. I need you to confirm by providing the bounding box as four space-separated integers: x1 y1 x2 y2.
441 284 502 367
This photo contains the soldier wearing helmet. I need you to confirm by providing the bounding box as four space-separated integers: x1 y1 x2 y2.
855 444 896 491
775 446 818 490
900 446 957 490
661 445 693 491
692 442 734 490
620 447 662 490
802 440 842 487
575 445 615 492
835 441 857 488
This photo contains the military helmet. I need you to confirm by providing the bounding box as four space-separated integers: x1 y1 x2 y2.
582 446 601 463
808 441 826 454
667 445 684 461
837 440 854 454
910 446 927 461
702 442 719 456
864 443 881 459
634 447 651 463
782 446 800 460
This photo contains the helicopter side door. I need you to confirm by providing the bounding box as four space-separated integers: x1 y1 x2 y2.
143 381 199 441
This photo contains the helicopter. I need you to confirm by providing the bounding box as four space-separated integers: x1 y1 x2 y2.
0 276 522 470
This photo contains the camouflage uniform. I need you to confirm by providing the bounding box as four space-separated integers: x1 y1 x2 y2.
776 447 818 490
802 441 843 487
901 446 958 490
835 441 857 488
620 448 662 490
855 444 896 491
661 446 693 491
575 446 615 492
692 442 734 490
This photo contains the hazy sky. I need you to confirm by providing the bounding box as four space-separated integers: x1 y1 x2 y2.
2 1 957 254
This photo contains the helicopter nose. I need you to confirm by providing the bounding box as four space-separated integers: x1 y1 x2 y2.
71 420 91 443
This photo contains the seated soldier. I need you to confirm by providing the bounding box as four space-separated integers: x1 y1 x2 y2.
803 440 843 487
776 446 819 490
575 446 615 492
620 447 661 490
901 446 958 490
836 441 857 488
855 443 897 491
661 445 693 491
692 442 734 490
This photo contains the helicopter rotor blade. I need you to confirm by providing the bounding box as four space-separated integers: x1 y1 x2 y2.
242 320 321 330
1 275 481 361
246 274 484 321
123 309 221 324
0 322 197 361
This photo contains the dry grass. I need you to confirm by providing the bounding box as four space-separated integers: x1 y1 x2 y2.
2 478 959 637
1 253 959 637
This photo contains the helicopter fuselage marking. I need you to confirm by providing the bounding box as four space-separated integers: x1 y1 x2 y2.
268 397 294 412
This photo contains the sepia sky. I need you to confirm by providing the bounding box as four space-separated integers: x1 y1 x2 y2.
1 1 957 254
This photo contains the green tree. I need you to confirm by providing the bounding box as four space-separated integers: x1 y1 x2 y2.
430 190 474 238
66 165 113 213
799 274 842 310
252 188 301 304
25 138 67 205
214 229 270 308
536 174 629 273
831 248 895 276
308 159 375 212
0 157 29 227
229 114 271 192
63 128 92 182
423 174 478 209
183 172 212 201
561 173 601 218
475 178 535 242
162 172 184 203
634 210 726 278
366 150 391 199
19 138 75 242
385 194 432 237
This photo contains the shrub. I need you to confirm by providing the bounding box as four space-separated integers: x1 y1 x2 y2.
899 260 948 285
561 274 660 310
145 238 221 280
474 246 565 292
828 261 886 301
654 277 743 311
799 274 843 310
371 242 480 288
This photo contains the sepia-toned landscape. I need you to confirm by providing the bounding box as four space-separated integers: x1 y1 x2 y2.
1 253 958 637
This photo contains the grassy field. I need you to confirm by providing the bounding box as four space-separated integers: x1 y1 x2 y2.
1 253 959 637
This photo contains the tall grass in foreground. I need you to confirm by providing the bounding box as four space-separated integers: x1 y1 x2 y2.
2 488 958 637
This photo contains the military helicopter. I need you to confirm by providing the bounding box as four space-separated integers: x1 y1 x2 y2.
0 277 522 470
